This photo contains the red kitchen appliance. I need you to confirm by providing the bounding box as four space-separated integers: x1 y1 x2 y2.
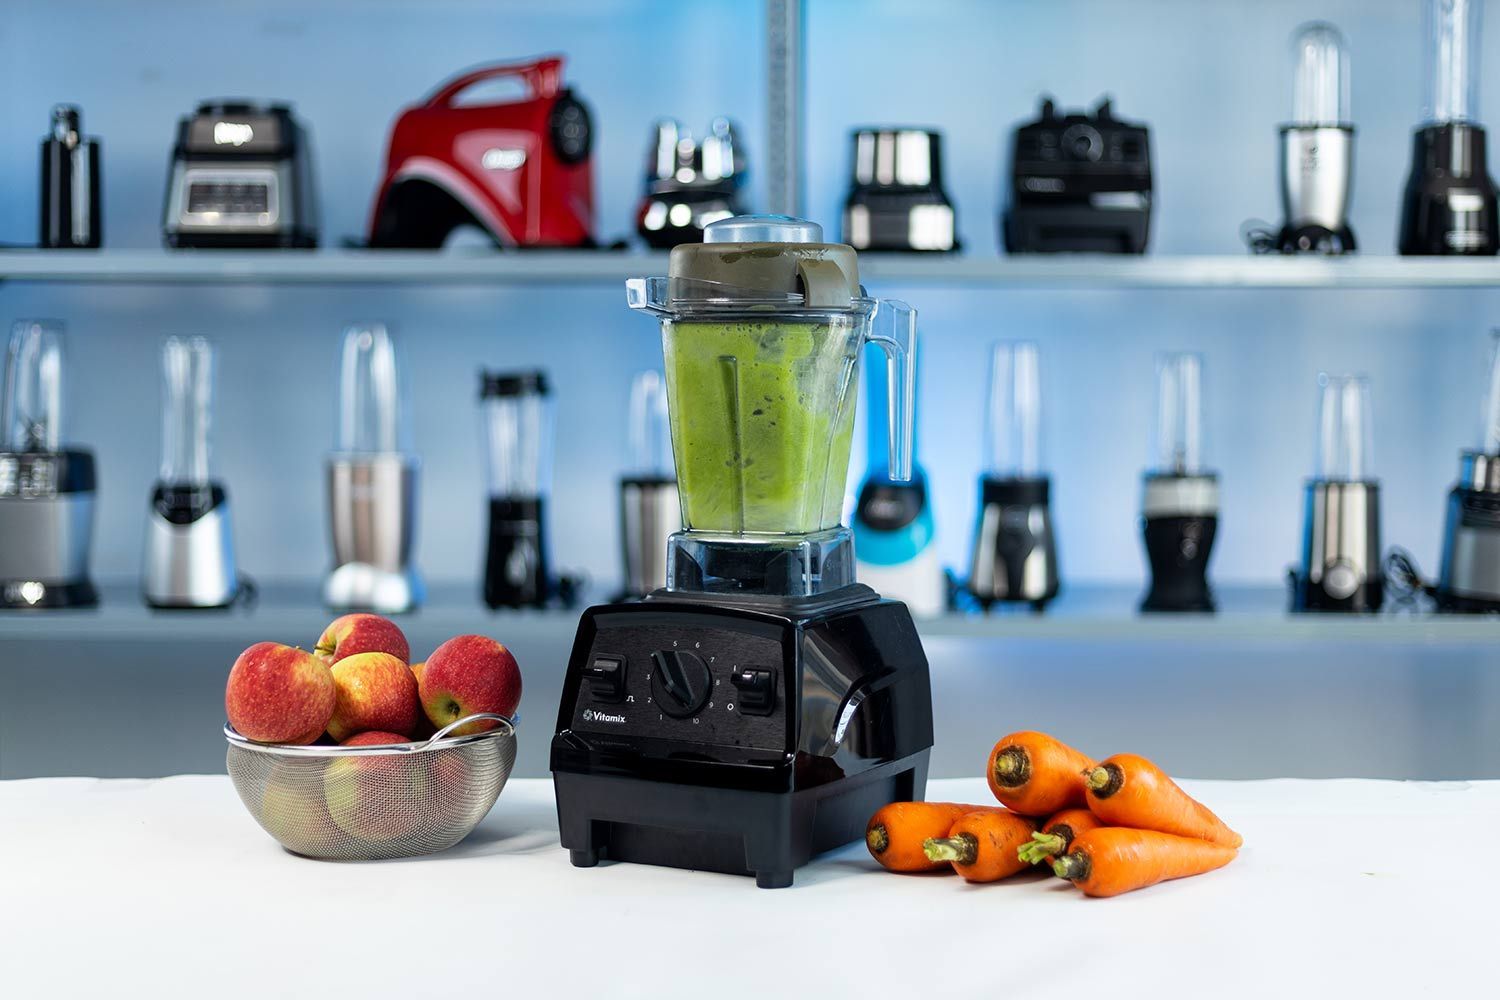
368 56 595 248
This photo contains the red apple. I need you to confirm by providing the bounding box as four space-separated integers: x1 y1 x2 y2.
327 652 421 742
225 642 336 744
340 731 414 747
407 661 436 739
420 635 522 736
259 760 344 856
323 745 415 843
313 613 410 666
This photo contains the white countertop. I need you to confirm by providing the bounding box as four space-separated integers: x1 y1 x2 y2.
3 775 1496 998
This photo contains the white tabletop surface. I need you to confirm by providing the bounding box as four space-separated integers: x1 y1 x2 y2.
3 775 1497 999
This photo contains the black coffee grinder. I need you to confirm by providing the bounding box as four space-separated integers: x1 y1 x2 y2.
1140 353 1218 612
480 370 553 609
966 341 1059 611
1399 0 1498 256
552 216 933 888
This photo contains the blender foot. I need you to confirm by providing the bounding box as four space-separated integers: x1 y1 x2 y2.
569 849 599 868
755 870 793 889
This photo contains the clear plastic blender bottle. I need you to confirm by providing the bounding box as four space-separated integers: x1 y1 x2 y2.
324 322 423 613
619 370 680 598
481 370 554 608
627 214 915 596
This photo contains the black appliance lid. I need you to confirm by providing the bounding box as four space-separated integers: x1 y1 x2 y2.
480 369 550 398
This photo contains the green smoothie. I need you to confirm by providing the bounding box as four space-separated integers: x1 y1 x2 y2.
662 316 860 534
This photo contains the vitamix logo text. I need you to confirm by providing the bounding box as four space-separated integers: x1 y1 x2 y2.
582 709 626 725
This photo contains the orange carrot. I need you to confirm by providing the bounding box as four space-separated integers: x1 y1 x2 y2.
1051 827 1237 897
865 802 1004 873
922 810 1036 882
1016 807 1104 865
987 731 1095 816
1083 753 1242 849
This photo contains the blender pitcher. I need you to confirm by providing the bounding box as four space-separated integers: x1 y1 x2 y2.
626 214 915 596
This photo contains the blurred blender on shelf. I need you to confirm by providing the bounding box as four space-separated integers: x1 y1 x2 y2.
616 371 679 599
1274 22 1357 253
481 370 555 608
966 341 1059 612
39 105 102 249
1435 330 1500 610
853 344 944 616
0 320 97 608
1398 0 1498 255
1291 374 1381 612
636 118 748 249
142 337 243 608
1140 353 1218 612
324 323 423 613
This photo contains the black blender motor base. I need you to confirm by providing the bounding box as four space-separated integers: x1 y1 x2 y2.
1399 123 1500 256
552 586 935 888
1276 224 1356 255
1140 514 1217 613
1289 573 1384 613
0 578 98 609
556 753 930 889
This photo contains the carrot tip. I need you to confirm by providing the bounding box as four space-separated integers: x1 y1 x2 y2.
992 746 1030 788
865 825 888 855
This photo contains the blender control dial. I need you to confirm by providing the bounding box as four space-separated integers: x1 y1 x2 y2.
650 650 712 718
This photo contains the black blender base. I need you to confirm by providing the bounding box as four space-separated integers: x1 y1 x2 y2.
0 578 98 609
1434 590 1500 614
555 751 930 889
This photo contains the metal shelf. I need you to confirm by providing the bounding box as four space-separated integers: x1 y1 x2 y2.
0 581 1493 646
1 249 1498 288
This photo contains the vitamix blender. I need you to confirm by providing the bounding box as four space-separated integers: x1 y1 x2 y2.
1436 331 1500 611
0 320 97 608
1140 353 1218 612
551 215 934 888
966 341 1059 611
1398 0 1498 255
142 337 241 608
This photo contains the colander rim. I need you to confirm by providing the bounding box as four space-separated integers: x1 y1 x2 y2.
223 712 516 757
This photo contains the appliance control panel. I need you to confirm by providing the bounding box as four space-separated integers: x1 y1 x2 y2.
568 615 786 753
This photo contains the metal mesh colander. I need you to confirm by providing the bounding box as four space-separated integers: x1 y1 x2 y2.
225 713 517 861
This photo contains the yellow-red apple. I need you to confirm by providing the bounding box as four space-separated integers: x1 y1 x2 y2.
327 651 421 742
259 760 343 856
314 613 410 666
225 642 335 744
323 744 415 843
420 635 521 736
340 731 414 747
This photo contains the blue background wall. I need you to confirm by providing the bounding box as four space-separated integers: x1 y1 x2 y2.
2 0 1498 594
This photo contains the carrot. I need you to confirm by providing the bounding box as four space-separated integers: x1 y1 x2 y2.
922 810 1036 882
865 801 1004 873
986 731 1095 816
1083 753 1242 849
1051 827 1237 897
1017 807 1104 865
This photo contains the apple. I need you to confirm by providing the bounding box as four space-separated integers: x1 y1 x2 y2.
259 760 344 856
327 652 421 742
323 744 415 843
420 635 522 736
225 642 336 744
340 731 414 747
314 613 409 666
407 661 436 739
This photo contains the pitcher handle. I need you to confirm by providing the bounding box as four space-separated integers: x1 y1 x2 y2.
868 299 916 482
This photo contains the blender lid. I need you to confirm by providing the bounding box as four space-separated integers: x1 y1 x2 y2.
481 369 550 398
632 213 862 311
703 214 823 244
